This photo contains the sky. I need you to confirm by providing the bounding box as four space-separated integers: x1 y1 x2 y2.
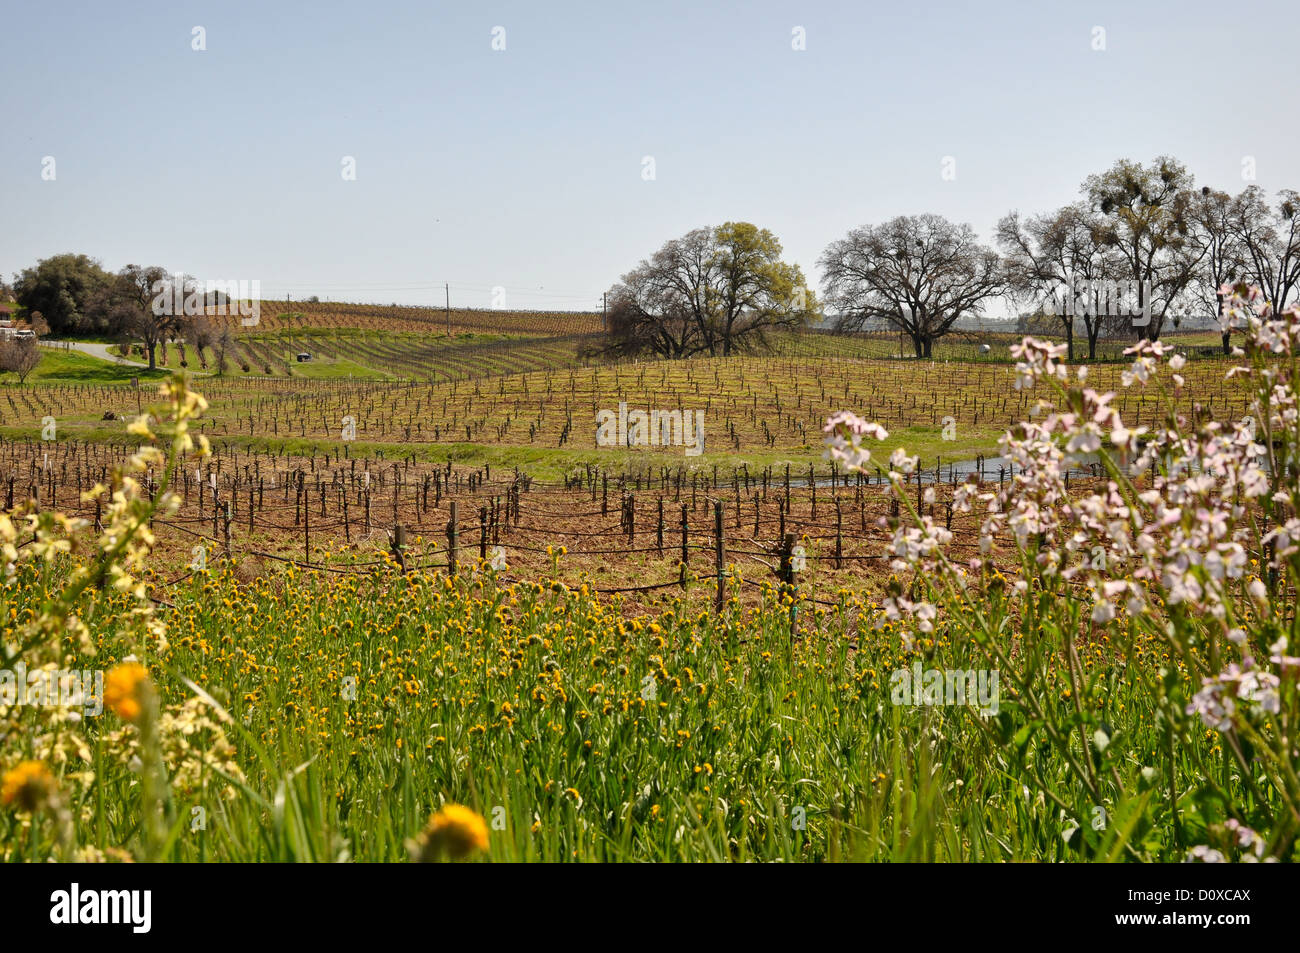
3 0 1298 313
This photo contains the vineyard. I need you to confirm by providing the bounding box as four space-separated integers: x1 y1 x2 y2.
0 340 1252 608
77 298 1236 386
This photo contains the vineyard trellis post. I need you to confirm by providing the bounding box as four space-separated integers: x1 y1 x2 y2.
778 532 795 585
714 500 725 613
391 523 407 572
657 497 664 555
447 499 459 576
835 499 842 569
679 503 689 589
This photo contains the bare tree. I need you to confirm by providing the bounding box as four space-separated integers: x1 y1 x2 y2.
997 204 1119 361
1230 186 1300 318
606 229 713 359
820 214 1004 358
115 265 175 371
0 339 41 384
604 288 696 359
214 327 232 376
1187 187 1248 353
182 314 216 369
1084 157 1202 340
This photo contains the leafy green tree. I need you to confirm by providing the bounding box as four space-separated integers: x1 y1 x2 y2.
12 253 114 336
606 223 815 359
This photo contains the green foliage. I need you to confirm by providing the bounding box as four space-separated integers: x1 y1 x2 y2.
12 253 114 336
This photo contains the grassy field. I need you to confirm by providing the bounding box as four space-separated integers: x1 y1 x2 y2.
17 349 170 385
1 551 1220 862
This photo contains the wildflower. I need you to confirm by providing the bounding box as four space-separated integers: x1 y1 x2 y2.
1 760 54 812
104 662 150 722
823 411 889 471
415 804 489 861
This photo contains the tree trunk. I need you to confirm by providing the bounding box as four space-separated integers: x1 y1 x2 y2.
1218 293 1230 354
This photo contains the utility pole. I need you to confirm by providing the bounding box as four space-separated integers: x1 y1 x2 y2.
602 292 607 331
445 283 451 336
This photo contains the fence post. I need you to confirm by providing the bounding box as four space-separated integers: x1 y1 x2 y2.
479 505 488 560
222 502 232 559
714 500 725 613
657 497 664 555
447 499 459 576
391 523 407 572
835 499 842 569
679 503 689 588
779 532 795 585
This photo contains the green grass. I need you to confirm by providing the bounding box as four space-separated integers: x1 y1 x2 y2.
286 357 393 380
5 348 170 385
2 556 1205 862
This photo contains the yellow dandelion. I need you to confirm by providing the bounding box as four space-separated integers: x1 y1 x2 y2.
2 761 54 812
417 804 489 861
104 662 150 722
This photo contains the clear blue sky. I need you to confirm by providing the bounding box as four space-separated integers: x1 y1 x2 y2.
3 0 1297 311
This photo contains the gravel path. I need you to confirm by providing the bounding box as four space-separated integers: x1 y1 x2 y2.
42 340 150 366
